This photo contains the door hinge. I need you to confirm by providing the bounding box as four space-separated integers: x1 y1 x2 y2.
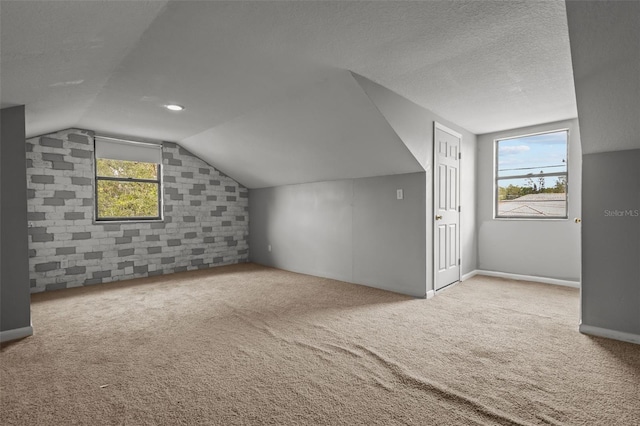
458 206 461 212
458 152 461 159
458 259 461 265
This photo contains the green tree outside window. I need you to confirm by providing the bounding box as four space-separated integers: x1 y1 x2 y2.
96 159 161 220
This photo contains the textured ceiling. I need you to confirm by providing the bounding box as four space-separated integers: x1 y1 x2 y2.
0 0 169 137
1 1 579 186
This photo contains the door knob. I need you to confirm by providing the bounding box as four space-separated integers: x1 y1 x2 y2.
435 215 443 220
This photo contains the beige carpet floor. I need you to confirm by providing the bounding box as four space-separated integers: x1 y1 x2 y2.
1 263 639 425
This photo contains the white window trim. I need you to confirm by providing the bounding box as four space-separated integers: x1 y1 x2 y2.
494 129 569 220
94 137 164 223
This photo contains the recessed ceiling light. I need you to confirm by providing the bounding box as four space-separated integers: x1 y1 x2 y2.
165 104 185 111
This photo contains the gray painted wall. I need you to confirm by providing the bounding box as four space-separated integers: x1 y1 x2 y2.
566 0 639 155
1 106 32 336
476 119 582 281
352 73 478 286
250 173 427 297
26 129 248 292
566 1 640 341
581 150 639 336
249 74 479 296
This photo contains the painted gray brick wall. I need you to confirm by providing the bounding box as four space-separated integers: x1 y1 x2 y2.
26 129 249 292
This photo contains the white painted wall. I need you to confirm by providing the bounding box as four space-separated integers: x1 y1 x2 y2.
250 173 427 297
476 119 582 282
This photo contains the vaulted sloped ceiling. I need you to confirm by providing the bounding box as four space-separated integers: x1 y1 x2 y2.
0 1 170 137
1 1 578 188
181 70 424 188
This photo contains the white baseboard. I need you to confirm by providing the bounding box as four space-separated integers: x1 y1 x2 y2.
0 325 33 343
426 290 435 299
461 270 479 281
579 324 640 345
472 270 580 288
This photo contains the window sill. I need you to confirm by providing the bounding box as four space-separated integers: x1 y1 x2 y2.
493 217 569 221
94 219 164 225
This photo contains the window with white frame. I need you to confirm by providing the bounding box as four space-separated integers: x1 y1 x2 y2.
495 130 568 218
94 137 163 221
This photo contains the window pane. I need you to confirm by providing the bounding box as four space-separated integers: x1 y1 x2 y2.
497 131 567 178
97 180 159 219
497 176 567 217
96 158 158 180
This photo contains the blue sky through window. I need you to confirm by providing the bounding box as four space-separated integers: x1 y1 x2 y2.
497 130 567 187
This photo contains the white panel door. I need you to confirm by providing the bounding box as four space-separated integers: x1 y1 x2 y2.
434 123 461 291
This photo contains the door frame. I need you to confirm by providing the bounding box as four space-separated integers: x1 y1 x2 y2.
433 122 462 292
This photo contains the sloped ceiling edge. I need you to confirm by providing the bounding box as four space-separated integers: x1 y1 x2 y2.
180 70 424 189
